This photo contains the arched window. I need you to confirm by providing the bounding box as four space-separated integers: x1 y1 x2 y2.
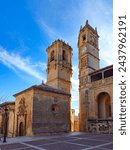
50 50 54 61
82 35 86 41
62 50 66 60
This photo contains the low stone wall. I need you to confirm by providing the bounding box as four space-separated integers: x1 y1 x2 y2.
88 119 113 134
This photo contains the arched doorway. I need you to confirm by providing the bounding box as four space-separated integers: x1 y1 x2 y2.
97 92 111 119
19 122 24 136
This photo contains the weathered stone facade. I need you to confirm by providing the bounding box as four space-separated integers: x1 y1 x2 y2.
32 87 71 134
46 40 72 94
71 109 79 132
0 102 15 137
13 84 71 136
13 88 33 136
78 21 113 133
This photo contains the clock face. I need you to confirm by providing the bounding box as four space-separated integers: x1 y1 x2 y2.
82 47 87 54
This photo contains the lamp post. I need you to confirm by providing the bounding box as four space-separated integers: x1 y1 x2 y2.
3 106 8 143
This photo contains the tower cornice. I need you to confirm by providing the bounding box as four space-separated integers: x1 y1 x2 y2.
46 39 72 52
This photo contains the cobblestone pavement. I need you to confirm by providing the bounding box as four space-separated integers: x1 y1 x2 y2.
0 133 113 150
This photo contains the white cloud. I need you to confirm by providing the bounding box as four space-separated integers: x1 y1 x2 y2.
71 65 79 101
71 65 79 114
32 0 112 65
37 19 60 40
0 46 45 81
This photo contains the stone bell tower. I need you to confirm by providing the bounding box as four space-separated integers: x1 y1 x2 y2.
78 20 100 131
46 39 72 94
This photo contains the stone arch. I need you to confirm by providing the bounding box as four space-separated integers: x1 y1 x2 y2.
96 92 111 119
19 122 24 136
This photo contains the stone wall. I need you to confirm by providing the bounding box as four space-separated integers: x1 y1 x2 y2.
32 89 71 135
46 40 72 94
0 103 15 137
88 77 113 119
14 89 33 136
7 105 15 137
71 109 75 132
79 75 113 132
88 119 113 134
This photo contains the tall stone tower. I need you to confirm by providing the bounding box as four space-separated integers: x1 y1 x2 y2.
78 20 100 131
46 39 72 94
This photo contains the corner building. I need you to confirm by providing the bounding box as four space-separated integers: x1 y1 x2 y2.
13 84 71 136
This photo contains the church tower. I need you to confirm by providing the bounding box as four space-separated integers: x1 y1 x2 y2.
78 20 100 131
46 39 72 94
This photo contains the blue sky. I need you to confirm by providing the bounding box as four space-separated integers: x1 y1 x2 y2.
0 0 112 115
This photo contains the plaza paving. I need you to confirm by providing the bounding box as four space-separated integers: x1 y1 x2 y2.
0 133 113 150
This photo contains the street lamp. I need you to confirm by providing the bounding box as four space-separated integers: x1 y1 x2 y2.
3 106 8 143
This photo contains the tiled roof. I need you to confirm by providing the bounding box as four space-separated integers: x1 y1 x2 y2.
33 84 70 96
0 101 15 107
14 83 70 97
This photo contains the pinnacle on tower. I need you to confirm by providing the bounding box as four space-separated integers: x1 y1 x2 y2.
95 27 97 33
80 25 82 31
86 20 88 25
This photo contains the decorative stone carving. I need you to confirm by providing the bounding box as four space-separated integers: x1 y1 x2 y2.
17 98 27 115
88 119 113 134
